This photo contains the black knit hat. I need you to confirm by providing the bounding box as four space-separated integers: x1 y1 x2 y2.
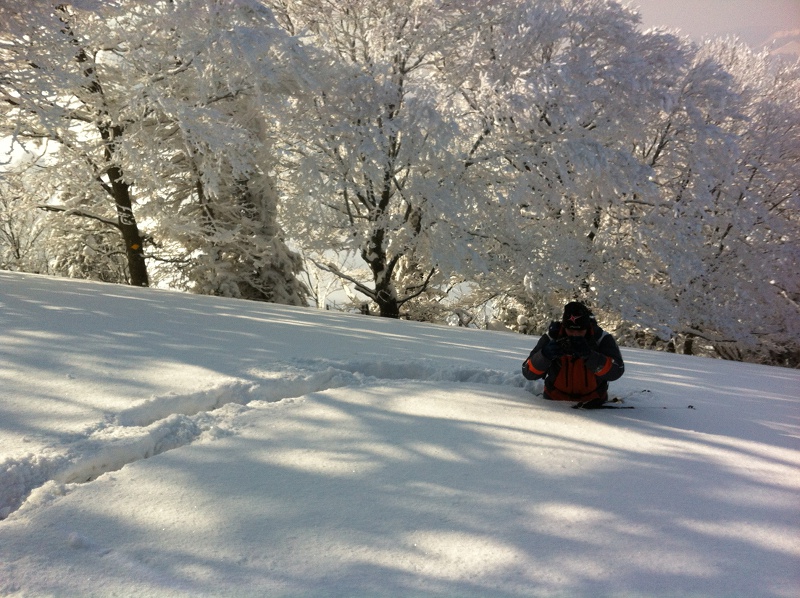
562 301 591 330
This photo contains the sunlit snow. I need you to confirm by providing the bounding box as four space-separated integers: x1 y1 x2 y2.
1 271 798 597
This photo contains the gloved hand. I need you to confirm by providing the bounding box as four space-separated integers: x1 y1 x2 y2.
569 336 592 359
541 339 565 361
586 351 610 374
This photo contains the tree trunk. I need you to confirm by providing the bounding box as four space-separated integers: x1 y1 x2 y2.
368 259 401 318
363 227 401 318
684 332 696 356
375 285 401 318
104 141 149 287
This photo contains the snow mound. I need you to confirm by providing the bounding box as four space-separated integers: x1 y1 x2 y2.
297 357 540 388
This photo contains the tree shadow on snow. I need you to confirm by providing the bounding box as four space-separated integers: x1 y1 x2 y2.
6 381 795 597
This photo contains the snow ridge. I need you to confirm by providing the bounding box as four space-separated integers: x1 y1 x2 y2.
1 361 533 521
297 358 536 388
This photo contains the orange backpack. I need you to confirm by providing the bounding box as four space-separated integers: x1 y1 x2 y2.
545 355 606 402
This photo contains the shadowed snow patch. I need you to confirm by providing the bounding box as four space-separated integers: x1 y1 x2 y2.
1 362 532 521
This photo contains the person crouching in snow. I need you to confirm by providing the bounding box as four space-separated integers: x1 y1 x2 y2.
522 301 624 408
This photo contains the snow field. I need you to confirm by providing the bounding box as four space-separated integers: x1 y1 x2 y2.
1 271 799 597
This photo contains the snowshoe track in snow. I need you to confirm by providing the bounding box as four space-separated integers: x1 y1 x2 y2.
1 361 532 521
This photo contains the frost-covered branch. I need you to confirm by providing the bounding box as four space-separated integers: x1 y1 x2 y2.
37 204 120 229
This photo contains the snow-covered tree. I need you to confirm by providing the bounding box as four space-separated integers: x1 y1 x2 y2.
0 0 311 303
673 40 800 363
0 0 150 285
269 0 486 317
120 0 312 304
615 33 747 349
0 170 51 274
431 0 672 328
439 2 799 365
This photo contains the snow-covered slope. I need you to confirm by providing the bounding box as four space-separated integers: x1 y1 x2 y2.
1 271 798 597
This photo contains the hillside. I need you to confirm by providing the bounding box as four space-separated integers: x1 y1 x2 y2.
1 271 798 597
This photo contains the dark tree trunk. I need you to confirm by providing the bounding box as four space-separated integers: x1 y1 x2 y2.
108 165 149 287
101 126 148 288
683 333 696 356
363 227 401 318
375 286 401 318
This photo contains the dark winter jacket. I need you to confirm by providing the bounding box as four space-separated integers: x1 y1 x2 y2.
522 321 624 402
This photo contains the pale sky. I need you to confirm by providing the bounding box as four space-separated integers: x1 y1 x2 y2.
628 0 800 47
